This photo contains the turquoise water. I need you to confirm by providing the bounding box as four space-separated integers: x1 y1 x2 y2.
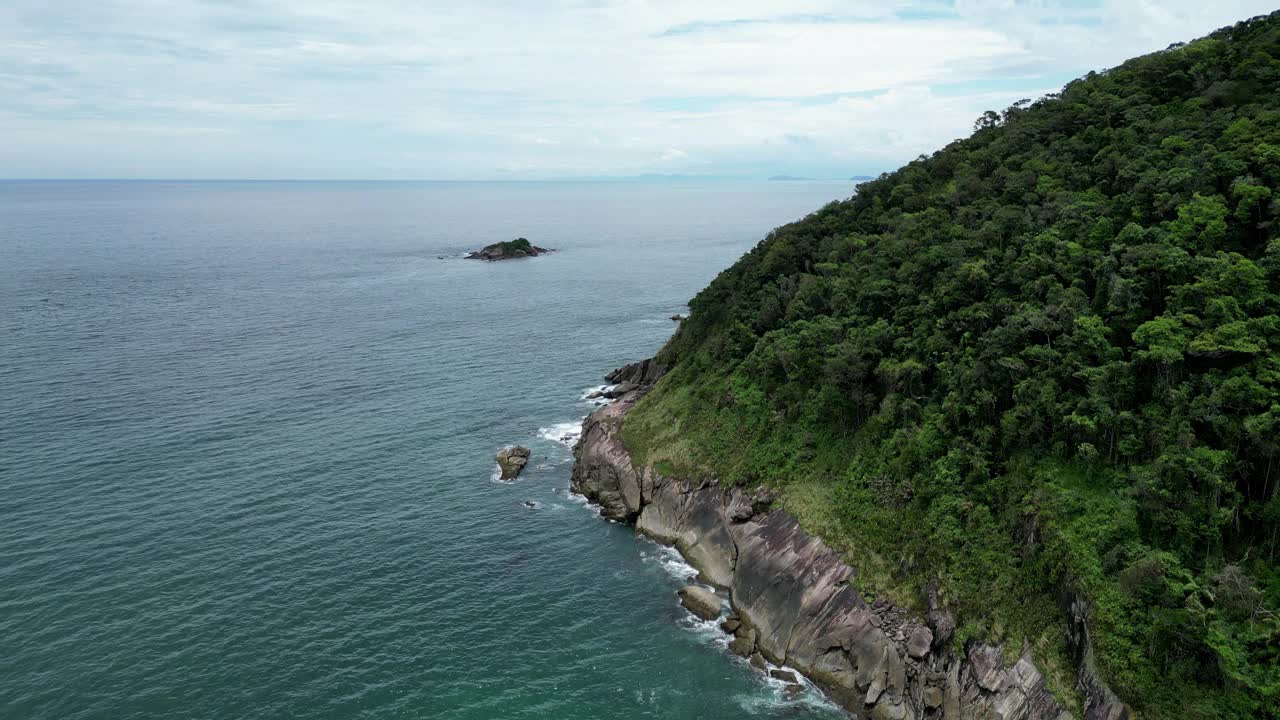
1 180 853 719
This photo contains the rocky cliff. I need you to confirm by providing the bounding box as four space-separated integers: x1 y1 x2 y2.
570 371 1130 720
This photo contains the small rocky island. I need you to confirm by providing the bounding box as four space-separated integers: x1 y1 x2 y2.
465 238 553 261
495 446 530 481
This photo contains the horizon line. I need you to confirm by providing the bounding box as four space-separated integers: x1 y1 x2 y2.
0 175 873 184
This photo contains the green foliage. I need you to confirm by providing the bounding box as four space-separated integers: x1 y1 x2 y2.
486 237 535 254
626 13 1280 719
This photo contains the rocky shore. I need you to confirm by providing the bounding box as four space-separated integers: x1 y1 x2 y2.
570 361 1129 720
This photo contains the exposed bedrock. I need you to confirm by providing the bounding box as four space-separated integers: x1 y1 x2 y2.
570 371 1129 720
604 358 668 388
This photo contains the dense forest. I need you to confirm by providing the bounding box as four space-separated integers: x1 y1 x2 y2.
622 12 1280 719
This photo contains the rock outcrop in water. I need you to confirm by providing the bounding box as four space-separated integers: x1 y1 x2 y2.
465 238 552 261
677 584 721 620
570 363 1130 720
495 446 531 481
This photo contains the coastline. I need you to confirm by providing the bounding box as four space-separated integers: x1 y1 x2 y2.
569 362 1130 720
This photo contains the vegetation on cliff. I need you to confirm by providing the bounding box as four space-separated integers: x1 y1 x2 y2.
623 13 1280 718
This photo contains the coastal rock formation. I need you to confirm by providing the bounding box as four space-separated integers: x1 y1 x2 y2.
571 363 1130 720
495 446 531 481
586 382 638 401
465 237 553 261
677 584 721 620
603 358 667 388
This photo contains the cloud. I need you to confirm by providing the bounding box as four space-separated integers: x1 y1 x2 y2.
0 0 1276 178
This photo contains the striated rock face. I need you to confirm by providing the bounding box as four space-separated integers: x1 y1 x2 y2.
570 368 1130 720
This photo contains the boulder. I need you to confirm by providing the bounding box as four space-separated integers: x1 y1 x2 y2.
729 626 757 656
677 585 721 620
783 684 805 700
495 446 531 481
907 626 933 659
924 685 944 709
750 652 768 670
720 618 741 634
770 668 801 684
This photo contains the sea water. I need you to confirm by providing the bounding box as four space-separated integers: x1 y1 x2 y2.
0 180 853 719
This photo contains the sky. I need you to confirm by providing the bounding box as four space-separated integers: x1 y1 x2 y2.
1 1 1277 180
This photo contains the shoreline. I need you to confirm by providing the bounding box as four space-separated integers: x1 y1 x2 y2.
568 363 1129 720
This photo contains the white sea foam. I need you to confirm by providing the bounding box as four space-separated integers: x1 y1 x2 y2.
537 419 584 447
565 486 592 506
649 543 698 583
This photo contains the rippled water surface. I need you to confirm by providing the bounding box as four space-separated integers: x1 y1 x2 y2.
1 180 854 719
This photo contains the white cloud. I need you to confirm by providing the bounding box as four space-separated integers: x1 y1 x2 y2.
0 1 1275 178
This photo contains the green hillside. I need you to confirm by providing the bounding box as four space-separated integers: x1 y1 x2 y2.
623 12 1280 719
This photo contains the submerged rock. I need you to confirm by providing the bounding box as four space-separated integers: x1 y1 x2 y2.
495 446 531 481
770 668 800 684
783 684 805 700
465 237 553 261
677 584 721 620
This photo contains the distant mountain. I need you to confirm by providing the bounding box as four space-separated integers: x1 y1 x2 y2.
849 175 876 182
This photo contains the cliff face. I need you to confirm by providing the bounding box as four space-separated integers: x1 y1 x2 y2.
571 383 1128 720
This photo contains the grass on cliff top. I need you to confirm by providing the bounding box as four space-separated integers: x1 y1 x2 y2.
620 365 1108 716
624 360 1275 718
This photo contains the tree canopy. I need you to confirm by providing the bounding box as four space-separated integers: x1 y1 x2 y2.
624 12 1280 718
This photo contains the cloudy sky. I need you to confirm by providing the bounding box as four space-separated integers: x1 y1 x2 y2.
1 1 1276 180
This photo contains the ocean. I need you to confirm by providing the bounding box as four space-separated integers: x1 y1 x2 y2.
0 180 853 719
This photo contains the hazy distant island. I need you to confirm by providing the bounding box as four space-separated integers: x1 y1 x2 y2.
465 237 553 261
769 174 879 182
